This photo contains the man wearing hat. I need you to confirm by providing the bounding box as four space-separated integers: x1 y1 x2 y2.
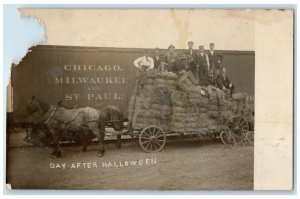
152 48 162 70
196 45 210 83
185 41 197 73
185 41 197 60
166 44 178 72
216 67 234 97
176 68 225 105
207 42 216 69
207 43 223 77
158 58 167 72
203 70 217 87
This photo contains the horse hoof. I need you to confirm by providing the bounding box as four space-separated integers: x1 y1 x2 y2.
51 154 58 159
51 151 62 158
57 151 62 158
97 153 104 157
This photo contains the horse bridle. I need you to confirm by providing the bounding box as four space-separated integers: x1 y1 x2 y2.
27 100 44 118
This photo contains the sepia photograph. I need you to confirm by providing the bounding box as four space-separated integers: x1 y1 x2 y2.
4 8 293 191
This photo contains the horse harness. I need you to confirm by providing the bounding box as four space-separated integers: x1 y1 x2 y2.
99 107 122 124
43 106 99 132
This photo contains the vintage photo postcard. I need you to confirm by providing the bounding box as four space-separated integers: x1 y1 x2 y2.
5 8 293 190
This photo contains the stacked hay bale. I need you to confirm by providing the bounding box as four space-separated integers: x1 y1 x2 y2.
185 92 207 133
128 70 176 131
242 96 255 130
139 69 157 98
154 71 178 92
128 68 254 134
128 95 152 130
170 90 188 132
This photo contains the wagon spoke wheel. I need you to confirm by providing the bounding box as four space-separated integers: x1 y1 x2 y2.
139 126 166 153
227 116 249 134
246 131 254 145
220 130 237 148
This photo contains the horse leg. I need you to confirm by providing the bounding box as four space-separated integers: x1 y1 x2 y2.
82 142 87 152
116 134 121 149
51 128 62 158
97 127 105 157
81 130 88 152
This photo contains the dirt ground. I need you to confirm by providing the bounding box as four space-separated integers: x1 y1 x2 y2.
6 135 254 190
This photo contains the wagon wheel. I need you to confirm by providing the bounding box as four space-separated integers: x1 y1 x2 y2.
246 131 254 145
139 126 166 153
220 130 237 148
227 116 249 134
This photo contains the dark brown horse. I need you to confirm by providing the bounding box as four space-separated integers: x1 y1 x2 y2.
29 122 96 151
98 105 124 149
26 96 124 158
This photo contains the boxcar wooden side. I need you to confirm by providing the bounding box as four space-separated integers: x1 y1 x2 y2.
11 45 254 124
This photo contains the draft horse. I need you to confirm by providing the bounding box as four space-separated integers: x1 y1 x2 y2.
26 96 123 158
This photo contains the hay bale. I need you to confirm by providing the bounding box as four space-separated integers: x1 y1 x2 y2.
160 124 170 131
155 83 169 91
186 117 198 123
140 85 155 98
161 105 172 111
231 104 239 113
173 107 187 113
160 71 177 80
134 123 145 130
188 92 203 99
166 79 177 86
172 112 187 118
170 123 186 132
186 106 198 113
219 104 232 111
220 111 233 120
135 117 149 124
208 104 219 111
171 90 188 101
187 99 203 105
171 117 186 123
166 72 178 80
172 100 187 107
198 113 217 125
198 107 208 113
232 92 248 100
151 103 163 110
143 84 155 90
145 69 159 78
186 112 198 117
155 78 166 84
151 110 163 119
197 121 209 128
208 111 219 119
150 90 171 105
136 109 150 117
208 99 219 105
195 98 210 107
143 78 155 85
243 105 254 124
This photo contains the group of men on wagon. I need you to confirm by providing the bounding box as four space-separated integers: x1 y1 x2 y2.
133 41 235 103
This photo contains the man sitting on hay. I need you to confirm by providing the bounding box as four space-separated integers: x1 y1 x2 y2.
176 66 227 105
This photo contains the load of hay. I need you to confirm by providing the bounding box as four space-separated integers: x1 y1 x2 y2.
128 69 253 134
128 70 176 131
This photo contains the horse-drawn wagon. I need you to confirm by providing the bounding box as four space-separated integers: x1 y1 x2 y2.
125 67 254 153
9 45 254 157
